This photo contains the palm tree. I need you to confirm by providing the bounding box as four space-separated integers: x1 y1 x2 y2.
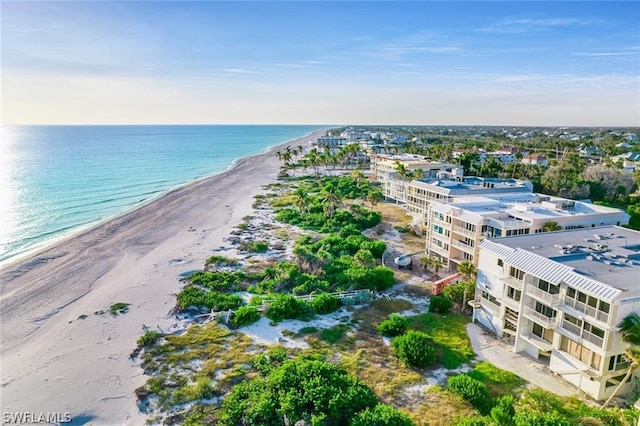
419 256 432 273
457 261 477 311
429 256 444 278
541 221 562 232
367 189 383 211
394 161 411 204
320 183 342 217
293 188 310 213
602 313 640 408
350 169 366 202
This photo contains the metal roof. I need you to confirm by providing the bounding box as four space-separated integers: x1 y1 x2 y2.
479 239 515 258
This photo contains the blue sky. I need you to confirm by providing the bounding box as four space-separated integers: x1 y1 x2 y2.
2 1 639 126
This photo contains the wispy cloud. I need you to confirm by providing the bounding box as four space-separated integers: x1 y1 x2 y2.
477 17 590 34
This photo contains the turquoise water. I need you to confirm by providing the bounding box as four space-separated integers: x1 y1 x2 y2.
0 125 322 263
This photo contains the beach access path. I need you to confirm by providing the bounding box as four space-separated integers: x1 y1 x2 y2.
0 130 326 425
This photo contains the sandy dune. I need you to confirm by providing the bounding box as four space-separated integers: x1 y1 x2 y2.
0 130 325 425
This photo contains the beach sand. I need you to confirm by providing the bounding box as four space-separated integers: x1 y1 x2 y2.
0 130 325 425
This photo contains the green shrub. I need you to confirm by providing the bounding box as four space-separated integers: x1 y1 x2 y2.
351 404 414 426
177 286 244 311
490 395 515 425
137 330 163 347
377 314 408 337
231 306 260 326
391 330 436 367
265 294 311 322
109 302 130 316
219 357 380 425
447 374 492 414
311 293 341 314
299 326 317 334
244 240 269 253
172 377 216 404
456 418 491 426
429 295 453 314
320 324 348 344
512 411 572 426
205 255 239 268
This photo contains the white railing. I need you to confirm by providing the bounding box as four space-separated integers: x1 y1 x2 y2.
523 306 558 328
562 297 610 324
560 319 582 337
451 240 474 252
525 285 561 305
429 245 449 257
482 297 501 314
582 329 605 349
500 275 524 290
500 296 521 311
452 225 476 237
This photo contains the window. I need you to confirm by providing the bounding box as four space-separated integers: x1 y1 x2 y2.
567 287 576 299
609 354 629 371
583 322 605 338
560 336 593 365
535 301 556 318
509 267 525 280
531 323 553 343
537 279 560 294
497 258 504 267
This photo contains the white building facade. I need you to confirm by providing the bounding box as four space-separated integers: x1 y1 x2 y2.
474 227 640 401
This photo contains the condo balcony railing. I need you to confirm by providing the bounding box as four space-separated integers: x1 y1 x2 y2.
451 240 475 252
481 297 501 314
525 285 561 306
500 275 524 290
499 296 521 311
451 225 477 237
562 297 610 324
429 245 449 257
559 319 605 349
523 306 558 328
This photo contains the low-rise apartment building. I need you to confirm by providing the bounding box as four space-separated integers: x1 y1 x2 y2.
369 154 460 203
473 227 640 401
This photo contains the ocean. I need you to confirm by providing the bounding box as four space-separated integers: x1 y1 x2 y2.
0 125 322 264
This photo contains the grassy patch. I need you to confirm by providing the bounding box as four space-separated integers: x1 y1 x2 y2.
298 326 318 334
409 385 478 426
320 324 349 344
77 314 88 320
467 361 526 397
109 302 130 316
352 298 414 334
408 313 473 369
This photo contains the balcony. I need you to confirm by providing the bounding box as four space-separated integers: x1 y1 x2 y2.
560 319 582 338
523 306 558 328
559 320 605 350
451 240 475 253
500 296 521 311
429 245 449 258
452 225 477 237
521 332 553 352
525 285 561 306
432 217 451 227
481 297 501 315
562 297 610 325
500 275 524 291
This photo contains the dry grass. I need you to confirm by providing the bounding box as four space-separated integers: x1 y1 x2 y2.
407 386 478 426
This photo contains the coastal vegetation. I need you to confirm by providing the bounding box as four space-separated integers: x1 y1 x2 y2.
134 148 640 425
109 302 130 316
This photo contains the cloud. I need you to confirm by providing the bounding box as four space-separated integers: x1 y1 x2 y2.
477 17 590 34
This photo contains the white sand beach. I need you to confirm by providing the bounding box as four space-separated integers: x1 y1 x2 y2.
0 130 325 425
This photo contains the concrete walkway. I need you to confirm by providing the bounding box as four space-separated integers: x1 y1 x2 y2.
466 323 577 397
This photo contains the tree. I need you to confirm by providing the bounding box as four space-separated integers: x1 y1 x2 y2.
457 261 477 311
429 256 444 277
541 221 562 232
293 188 310 213
419 256 432 273
367 189 384 210
394 161 411 204
602 313 640 408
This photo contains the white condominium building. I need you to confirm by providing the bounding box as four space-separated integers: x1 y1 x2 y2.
369 154 461 204
474 226 640 401
424 186 629 272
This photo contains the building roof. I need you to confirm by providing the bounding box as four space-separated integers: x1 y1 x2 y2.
481 226 640 300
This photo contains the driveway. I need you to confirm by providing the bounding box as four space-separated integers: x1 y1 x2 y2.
467 323 577 397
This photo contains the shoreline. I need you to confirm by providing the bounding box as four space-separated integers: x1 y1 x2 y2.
0 129 326 425
0 129 322 269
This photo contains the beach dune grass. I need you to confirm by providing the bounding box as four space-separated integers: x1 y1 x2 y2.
109 302 130 316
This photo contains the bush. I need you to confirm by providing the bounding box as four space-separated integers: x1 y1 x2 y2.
490 395 515 425
391 330 436 367
311 293 341 314
320 325 348 344
204 255 239 268
351 404 414 426
231 306 260 327
219 357 380 425
377 314 408 337
177 286 244 311
265 294 311 322
429 295 453 314
456 418 491 426
447 374 492 414
137 330 162 347
244 240 269 253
